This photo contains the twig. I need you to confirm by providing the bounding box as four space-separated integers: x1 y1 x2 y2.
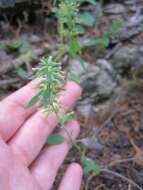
62 125 83 155
128 184 132 190
105 42 122 59
108 158 134 167
85 173 96 190
95 184 105 190
95 109 119 137
101 168 143 190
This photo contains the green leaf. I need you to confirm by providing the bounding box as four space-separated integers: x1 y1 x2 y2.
78 57 87 70
16 67 28 80
95 37 110 49
8 39 22 50
19 40 31 53
47 134 65 145
76 25 85 34
26 93 40 108
109 17 124 35
7 39 31 53
18 52 36 63
54 75 65 84
60 112 75 125
0 42 6 49
78 0 97 5
81 37 110 49
42 91 49 105
69 38 81 58
81 38 97 47
79 12 95 27
86 0 97 4
82 157 101 175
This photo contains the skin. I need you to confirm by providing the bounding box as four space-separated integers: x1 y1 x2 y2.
0 79 83 190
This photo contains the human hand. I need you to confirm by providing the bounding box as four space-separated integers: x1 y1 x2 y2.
0 79 82 190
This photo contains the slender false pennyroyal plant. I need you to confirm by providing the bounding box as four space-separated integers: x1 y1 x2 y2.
27 0 102 177
54 0 81 60
27 1 134 188
28 0 82 128
28 56 64 114
27 56 74 126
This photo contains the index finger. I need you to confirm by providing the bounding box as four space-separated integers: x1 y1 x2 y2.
0 78 41 141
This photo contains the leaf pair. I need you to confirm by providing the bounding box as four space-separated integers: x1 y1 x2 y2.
82 157 101 175
47 134 65 145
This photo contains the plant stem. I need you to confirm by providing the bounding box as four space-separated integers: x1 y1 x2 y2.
85 173 96 190
101 168 143 190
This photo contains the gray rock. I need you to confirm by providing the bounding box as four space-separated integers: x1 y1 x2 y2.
104 3 126 14
0 0 29 7
29 35 41 43
96 59 115 77
0 50 8 61
0 0 15 7
69 59 88 76
79 137 103 151
132 45 143 70
110 45 138 74
69 59 116 103
77 98 93 118
119 15 143 40
124 0 135 5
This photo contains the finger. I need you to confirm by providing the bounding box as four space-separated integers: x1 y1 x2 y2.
0 78 42 141
58 163 83 190
9 82 81 166
30 120 80 190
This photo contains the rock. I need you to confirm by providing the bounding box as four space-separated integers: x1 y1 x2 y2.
0 21 11 33
110 45 138 74
104 3 126 14
118 15 143 40
0 50 8 61
77 98 93 118
29 35 41 43
134 46 143 68
96 59 115 77
79 137 103 151
0 0 15 7
69 59 116 103
69 59 88 76
32 48 44 56
0 0 31 7
0 50 14 75
110 44 143 76
124 0 135 6
124 0 143 6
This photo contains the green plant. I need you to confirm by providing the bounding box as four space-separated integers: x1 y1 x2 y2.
27 0 93 116
82 16 124 49
7 39 31 53
27 56 76 145
27 0 119 184
47 134 65 145
53 0 81 60
82 156 101 175
0 42 6 49
27 56 64 114
12 1 142 188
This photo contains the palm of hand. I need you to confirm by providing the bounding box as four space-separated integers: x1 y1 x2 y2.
0 79 82 190
0 138 41 189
